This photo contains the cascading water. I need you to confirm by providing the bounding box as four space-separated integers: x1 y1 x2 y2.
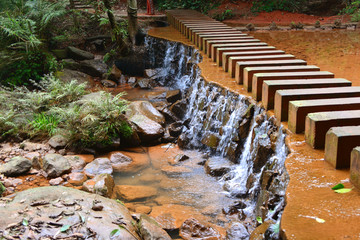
145 35 289 238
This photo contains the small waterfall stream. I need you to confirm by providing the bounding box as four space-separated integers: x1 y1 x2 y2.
145 36 289 237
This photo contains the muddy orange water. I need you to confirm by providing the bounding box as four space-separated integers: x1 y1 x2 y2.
148 26 360 239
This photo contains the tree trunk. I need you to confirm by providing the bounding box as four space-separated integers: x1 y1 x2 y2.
127 0 138 45
103 0 128 55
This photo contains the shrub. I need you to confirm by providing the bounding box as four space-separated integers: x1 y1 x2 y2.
213 9 234 21
251 0 305 13
0 75 131 147
155 0 221 14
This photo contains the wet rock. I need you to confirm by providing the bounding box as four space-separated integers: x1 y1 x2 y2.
61 59 81 71
101 79 117 88
114 185 157 201
108 65 122 82
42 154 71 178
129 114 164 142
0 156 32 177
161 165 192 176
139 214 172 240
160 107 180 123
253 136 274 173
65 155 86 172
222 201 247 215
128 77 137 85
126 101 165 125
162 129 176 143
48 135 68 149
57 69 92 87
0 186 140 239
179 218 221 240
169 99 187 119
68 46 94 60
145 68 162 78
84 158 113 178
137 78 155 89
201 133 220 149
49 177 64 186
201 205 220 217
80 59 108 77
177 134 190 149
68 172 88 186
168 121 183 137
204 157 233 177
226 222 249 240
150 204 209 231
110 151 150 173
239 118 251 140
250 220 274 240
168 154 189 165
139 172 163 183
24 152 41 168
83 173 114 198
166 89 181 103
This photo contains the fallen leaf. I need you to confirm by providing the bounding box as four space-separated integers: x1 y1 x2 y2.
60 224 71 232
110 229 120 238
256 216 263 224
22 218 28 226
315 218 325 223
334 188 352 194
331 183 344 190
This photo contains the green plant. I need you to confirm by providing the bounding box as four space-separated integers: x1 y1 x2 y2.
156 0 222 14
0 181 5 196
351 9 360 21
251 0 305 13
213 9 234 21
29 112 60 136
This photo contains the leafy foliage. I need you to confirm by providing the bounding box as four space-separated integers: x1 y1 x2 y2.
251 0 305 13
0 75 131 147
213 9 234 21
155 0 222 14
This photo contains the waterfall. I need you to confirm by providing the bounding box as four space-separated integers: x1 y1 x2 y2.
145 36 289 236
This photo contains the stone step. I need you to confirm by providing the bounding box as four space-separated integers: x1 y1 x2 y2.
205 39 260 54
188 27 233 38
200 36 254 50
325 126 360 169
216 46 276 65
191 29 240 42
350 147 360 189
223 50 285 72
196 33 247 46
213 44 270 62
288 97 360 134
243 65 320 92
229 55 296 78
182 23 227 34
234 60 307 84
276 85 360 123
305 110 360 149
262 78 351 110
254 71 335 102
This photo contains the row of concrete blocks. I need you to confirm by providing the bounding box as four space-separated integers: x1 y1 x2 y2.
165 10 360 188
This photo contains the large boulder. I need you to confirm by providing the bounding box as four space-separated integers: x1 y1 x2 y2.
126 101 165 125
65 155 86 172
109 151 149 173
48 135 68 149
129 114 164 143
180 218 221 240
80 59 108 77
57 68 91 86
169 99 187 119
0 157 32 176
0 186 140 239
67 46 94 60
138 214 172 240
84 158 113 178
42 154 71 178
68 172 88 186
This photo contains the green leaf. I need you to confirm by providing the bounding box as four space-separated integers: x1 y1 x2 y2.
334 188 352 194
60 224 71 232
256 216 263 224
116 199 124 206
110 229 120 237
315 218 325 223
331 183 344 190
22 218 28 226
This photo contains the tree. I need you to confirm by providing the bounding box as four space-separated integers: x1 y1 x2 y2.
127 0 138 45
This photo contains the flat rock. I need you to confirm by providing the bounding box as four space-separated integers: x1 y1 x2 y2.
68 46 94 60
114 185 157 201
48 135 68 149
80 59 108 77
180 218 221 240
42 154 71 178
161 165 192 176
0 156 32 176
109 151 150 173
139 214 172 240
129 114 164 142
84 158 113 178
0 186 139 239
126 101 165 125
